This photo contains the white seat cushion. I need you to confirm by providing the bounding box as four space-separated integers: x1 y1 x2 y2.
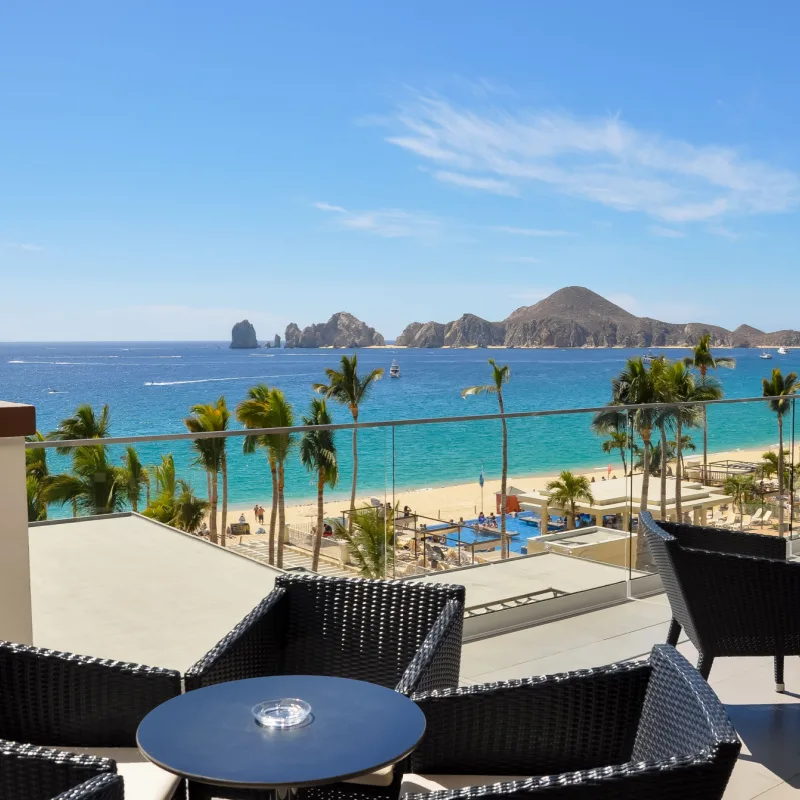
401 774 529 794
51 747 180 800
344 764 395 787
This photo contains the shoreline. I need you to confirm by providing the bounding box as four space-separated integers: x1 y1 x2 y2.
219 437 790 533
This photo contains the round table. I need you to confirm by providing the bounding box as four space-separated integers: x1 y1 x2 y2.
136 675 426 794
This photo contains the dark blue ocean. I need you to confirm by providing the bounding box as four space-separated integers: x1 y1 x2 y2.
1 343 795 508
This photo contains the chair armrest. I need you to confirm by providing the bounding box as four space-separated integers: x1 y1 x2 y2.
0 643 181 747
409 660 650 776
632 645 740 763
185 587 288 691
0 740 124 800
401 757 734 800
660 521 786 560
680 548 800 645
396 598 464 695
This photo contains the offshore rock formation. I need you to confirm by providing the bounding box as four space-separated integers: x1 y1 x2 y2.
230 319 258 349
396 286 800 348
284 312 385 348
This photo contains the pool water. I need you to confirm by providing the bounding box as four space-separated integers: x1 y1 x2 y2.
426 511 563 555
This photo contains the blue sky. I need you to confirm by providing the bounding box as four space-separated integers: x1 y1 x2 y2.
2 1 800 341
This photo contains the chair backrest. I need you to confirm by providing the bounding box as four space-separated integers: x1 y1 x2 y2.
0 642 180 747
277 575 464 688
632 645 740 774
638 513 702 646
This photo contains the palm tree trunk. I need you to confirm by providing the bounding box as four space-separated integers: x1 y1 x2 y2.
268 457 278 565
659 424 668 520
220 453 228 548
498 393 508 559
640 435 651 512
702 405 709 484
146 479 151 508
209 469 219 545
636 435 652 572
277 462 286 569
620 447 627 477
778 416 785 534
312 472 325 572
675 420 683 517
349 406 359 535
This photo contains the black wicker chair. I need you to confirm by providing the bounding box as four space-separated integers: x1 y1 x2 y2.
183 575 465 800
401 644 740 800
0 641 182 799
639 511 796 691
0 739 123 800
185 574 465 694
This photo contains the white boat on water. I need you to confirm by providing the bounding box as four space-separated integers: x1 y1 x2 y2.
778 346 789 355
761 352 773 359
389 359 400 378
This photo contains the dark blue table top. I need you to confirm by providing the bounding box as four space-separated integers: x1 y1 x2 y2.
136 675 426 789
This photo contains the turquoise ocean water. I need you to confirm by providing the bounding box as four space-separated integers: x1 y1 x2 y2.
2 343 797 510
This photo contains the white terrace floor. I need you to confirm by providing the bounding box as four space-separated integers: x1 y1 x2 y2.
26 514 800 799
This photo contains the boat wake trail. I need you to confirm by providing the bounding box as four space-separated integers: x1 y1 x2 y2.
144 375 269 387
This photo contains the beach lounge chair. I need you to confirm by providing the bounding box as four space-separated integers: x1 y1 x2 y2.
748 508 764 526
760 509 773 527
640 512 799 691
403 645 739 800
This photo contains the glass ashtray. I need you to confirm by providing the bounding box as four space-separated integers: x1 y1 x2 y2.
252 698 312 729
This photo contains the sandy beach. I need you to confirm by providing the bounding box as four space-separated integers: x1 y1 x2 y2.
220 438 793 535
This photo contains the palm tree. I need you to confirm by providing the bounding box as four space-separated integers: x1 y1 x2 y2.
633 439 672 476
462 359 512 558
683 334 735 482
45 445 124 516
50 403 111 453
300 397 339 572
266 389 295 569
314 354 383 535
761 450 793 486
651 357 673 521
670 433 697 479
119 446 148 512
143 454 208 533
723 475 755 530
545 471 594 530
663 361 721 517
598 357 658 513
237 384 279 564
49 403 111 518
184 398 229 546
762 368 800 533
333 505 395 578
25 431 49 522
602 430 631 476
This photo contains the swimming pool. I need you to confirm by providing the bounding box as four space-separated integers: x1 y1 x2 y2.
426 511 563 555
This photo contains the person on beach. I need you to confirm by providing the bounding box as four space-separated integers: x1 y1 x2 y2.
253 504 259 520
478 511 486 524
238 513 246 524
258 506 265 524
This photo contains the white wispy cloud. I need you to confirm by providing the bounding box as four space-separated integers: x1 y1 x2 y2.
384 92 800 223
313 202 441 241
649 225 686 238
313 201 347 213
492 226 575 237
4 241 43 252
434 170 519 196
709 225 740 240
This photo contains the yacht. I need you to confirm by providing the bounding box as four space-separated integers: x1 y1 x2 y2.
389 359 400 378
760 352 773 360
778 346 789 355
